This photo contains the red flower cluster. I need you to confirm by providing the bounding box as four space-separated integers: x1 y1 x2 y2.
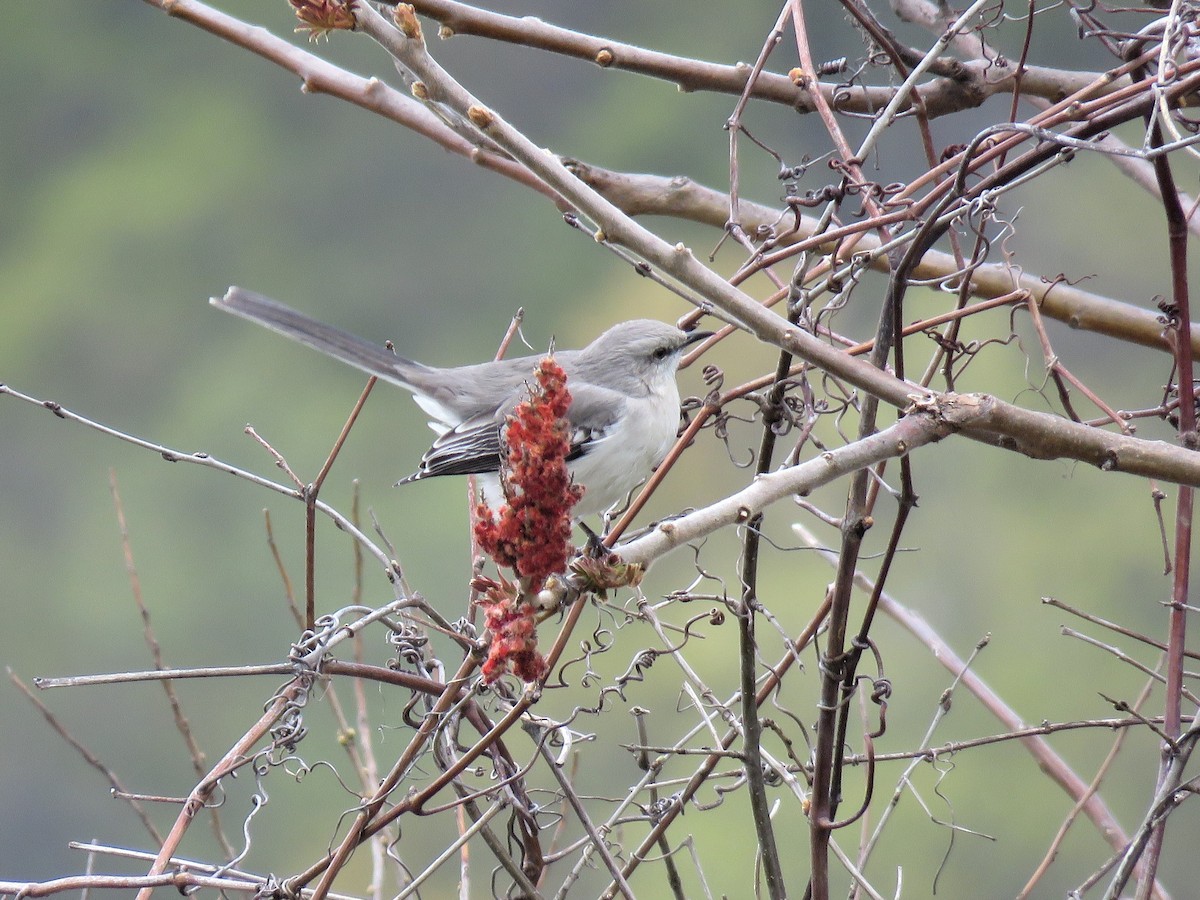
473 576 547 684
474 357 583 592
472 357 582 683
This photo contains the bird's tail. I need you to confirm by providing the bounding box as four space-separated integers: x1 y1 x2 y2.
210 287 430 388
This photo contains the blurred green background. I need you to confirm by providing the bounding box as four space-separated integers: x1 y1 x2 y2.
3 1 1197 897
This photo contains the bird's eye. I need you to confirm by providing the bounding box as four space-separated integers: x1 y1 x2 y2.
652 346 670 360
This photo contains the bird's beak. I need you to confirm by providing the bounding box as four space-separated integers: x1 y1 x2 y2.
681 329 715 348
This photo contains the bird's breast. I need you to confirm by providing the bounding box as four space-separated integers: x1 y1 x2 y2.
566 386 681 516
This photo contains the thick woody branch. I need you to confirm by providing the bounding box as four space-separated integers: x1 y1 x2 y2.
402 0 1124 119
619 412 945 566
567 161 1196 356
618 401 953 567
618 392 1200 567
146 0 563 204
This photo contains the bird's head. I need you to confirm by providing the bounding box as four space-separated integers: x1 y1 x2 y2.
583 319 713 382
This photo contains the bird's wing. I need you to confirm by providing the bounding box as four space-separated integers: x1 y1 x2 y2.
397 381 626 484
397 412 505 483
560 381 625 460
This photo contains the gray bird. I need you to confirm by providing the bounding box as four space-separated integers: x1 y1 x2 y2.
211 287 711 516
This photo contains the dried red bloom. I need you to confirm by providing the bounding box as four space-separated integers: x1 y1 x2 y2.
474 357 583 592
472 576 547 684
288 0 355 41
472 357 581 684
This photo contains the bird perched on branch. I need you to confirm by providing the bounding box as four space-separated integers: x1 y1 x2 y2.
211 287 711 516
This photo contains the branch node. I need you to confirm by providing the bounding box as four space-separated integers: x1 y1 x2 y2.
467 104 496 129
392 3 422 42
